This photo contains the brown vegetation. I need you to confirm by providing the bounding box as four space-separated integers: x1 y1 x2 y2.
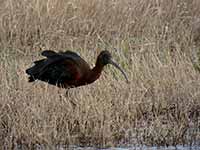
0 0 200 149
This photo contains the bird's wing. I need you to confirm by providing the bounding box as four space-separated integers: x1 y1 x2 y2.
42 50 81 59
26 50 86 83
41 50 58 57
59 50 81 58
40 50 83 73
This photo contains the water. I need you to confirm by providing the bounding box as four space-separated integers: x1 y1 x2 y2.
15 145 199 150
65 145 199 150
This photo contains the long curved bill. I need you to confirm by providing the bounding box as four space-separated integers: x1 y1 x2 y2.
108 59 129 83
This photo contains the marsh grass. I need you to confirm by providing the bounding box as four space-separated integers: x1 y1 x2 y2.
0 0 200 149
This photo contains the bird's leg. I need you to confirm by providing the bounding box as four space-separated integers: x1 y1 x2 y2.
58 88 65 102
65 90 77 109
65 90 70 96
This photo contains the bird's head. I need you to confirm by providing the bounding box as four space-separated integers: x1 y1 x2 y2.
97 50 129 83
97 50 112 65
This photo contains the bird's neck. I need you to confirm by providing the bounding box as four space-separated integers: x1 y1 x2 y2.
86 62 104 84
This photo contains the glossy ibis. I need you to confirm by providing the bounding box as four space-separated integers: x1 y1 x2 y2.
26 50 128 88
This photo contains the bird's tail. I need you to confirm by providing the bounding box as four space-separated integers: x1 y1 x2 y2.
28 76 35 82
26 59 46 82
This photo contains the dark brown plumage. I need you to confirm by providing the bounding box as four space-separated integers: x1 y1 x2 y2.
26 50 128 88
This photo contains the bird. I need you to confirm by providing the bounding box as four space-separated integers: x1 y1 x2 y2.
26 50 129 88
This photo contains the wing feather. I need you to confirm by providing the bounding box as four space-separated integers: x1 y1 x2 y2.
41 50 58 57
26 50 85 85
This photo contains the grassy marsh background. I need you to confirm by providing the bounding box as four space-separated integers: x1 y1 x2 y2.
0 0 200 149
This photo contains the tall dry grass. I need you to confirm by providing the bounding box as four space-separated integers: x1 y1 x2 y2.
0 0 200 149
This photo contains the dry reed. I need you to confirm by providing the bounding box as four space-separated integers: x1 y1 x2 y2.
0 0 200 149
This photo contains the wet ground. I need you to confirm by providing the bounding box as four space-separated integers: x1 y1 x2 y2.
14 145 200 150
67 145 199 150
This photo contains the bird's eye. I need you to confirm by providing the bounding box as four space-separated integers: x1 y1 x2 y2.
102 55 111 64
